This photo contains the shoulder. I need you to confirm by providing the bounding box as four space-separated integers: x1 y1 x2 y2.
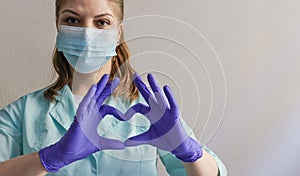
1 86 48 112
22 85 70 105
0 86 51 128
22 86 50 102
1 85 70 114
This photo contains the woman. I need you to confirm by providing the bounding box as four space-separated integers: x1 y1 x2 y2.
0 0 227 175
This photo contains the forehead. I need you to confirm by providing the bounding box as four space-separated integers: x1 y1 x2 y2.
60 0 116 17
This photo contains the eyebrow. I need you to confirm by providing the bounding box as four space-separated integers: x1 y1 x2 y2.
61 9 113 18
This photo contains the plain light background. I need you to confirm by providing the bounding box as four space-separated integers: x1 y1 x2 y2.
1 0 300 175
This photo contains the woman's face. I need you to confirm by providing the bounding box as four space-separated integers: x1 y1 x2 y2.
57 0 122 31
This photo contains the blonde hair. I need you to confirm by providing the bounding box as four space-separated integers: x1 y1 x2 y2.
44 0 138 102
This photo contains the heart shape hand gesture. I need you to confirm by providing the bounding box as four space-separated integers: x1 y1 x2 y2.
39 73 202 173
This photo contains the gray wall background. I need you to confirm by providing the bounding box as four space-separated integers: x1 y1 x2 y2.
1 0 300 175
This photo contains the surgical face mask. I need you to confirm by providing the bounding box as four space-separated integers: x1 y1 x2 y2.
56 25 118 74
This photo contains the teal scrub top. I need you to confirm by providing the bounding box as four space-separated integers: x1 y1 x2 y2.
0 85 227 176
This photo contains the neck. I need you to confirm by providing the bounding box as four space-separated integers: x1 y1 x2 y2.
71 60 112 96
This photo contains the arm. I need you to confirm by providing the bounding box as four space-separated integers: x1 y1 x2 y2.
180 119 220 176
183 149 218 176
158 146 224 176
0 152 47 176
0 96 35 175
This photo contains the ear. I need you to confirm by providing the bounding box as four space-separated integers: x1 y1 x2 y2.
117 23 124 45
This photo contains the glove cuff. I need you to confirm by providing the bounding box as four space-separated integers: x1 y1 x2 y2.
38 145 64 172
172 137 203 162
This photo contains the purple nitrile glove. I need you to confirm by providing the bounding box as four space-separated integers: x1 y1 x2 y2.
39 74 126 172
125 73 203 162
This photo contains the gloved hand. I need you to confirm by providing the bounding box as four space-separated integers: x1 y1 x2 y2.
39 74 126 172
125 73 203 162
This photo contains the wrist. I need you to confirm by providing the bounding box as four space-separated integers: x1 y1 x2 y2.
38 144 65 172
172 137 203 162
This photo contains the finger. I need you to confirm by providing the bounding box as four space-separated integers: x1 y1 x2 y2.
78 84 97 111
147 74 168 107
76 85 97 120
99 105 126 121
95 74 109 99
147 73 161 92
163 86 178 110
96 77 120 107
101 77 120 97
124 131 151 147
98 138 125 150
132 73 153 104
125 103 150 120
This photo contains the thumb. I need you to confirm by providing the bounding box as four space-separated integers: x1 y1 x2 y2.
124 131 151 147
125 103 150 120
99 105 126 121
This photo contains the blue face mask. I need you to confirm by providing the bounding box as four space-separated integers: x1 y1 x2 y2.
56 25 118 74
